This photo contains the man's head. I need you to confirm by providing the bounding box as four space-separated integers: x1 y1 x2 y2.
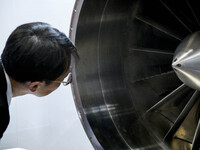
1 22 78 96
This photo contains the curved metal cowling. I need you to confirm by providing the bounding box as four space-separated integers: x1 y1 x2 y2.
70 0 200 149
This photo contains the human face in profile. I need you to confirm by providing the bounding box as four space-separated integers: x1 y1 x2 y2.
29 67 71 97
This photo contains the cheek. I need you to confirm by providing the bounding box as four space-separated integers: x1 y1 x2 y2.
39 83 61 97
46 83 61 93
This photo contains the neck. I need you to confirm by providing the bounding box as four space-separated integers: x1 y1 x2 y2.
10 78 29 97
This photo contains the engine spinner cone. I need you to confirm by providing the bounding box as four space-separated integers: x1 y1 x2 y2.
172 31 200 90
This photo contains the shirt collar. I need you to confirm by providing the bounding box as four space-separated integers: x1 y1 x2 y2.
1 63 13 106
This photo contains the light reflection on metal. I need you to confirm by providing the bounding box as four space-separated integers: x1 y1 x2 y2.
85 104 118 114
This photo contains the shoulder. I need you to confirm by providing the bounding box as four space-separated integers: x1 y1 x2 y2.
0 60 9 139
0 106 9 139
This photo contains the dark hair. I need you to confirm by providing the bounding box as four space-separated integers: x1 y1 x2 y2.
1 22 78 83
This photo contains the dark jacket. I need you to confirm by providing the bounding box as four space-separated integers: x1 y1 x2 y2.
0 60 10 139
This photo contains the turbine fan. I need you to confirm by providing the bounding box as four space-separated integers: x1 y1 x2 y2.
70 0 200 149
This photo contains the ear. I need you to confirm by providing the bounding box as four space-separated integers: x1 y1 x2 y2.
26 81 42 92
